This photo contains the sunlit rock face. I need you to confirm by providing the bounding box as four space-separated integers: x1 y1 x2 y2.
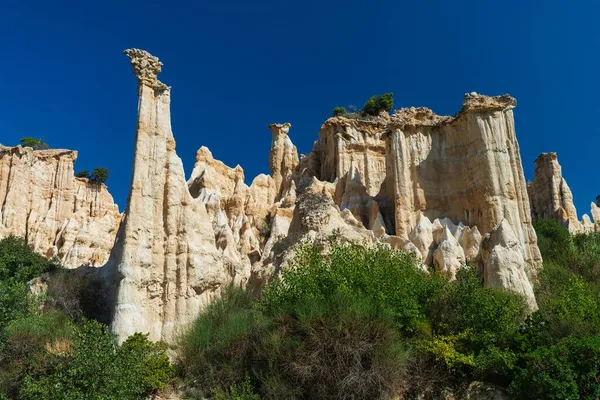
0 145 121 268
528 152 598 234
384 94 541 276
107 49 245 345
106 48 550 343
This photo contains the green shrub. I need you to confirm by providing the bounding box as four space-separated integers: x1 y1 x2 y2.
332 106 347 117
180 285 414 400
19 319 173 400
19 137 48 150
363 93 394 116
0 236 57 282
179 287 257 394
75 170 89 178
262 241 443 334
509 335 600 400
0 279 31 330
211 376 260 400
0 311 74 397
532 220 600 339
424 266 526 383
0 237 58 330
91 167 109 183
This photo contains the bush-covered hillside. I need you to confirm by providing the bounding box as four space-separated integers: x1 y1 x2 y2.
1 219 599 399
0 236 174 400
178 223 600 399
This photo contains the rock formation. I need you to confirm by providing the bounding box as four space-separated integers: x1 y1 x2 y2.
0 145 120 267
107 49 247 345
528 152 598 233
105 49 553 342
481 220 537 310
384 94 541 275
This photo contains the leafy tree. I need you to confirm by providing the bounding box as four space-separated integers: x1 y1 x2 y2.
0 236 57 282
509 335 600 400
90 167 109 184
332 106 347 117
19 137 48 150
0 237 57 330
19 319 173 400
363 93 394 116
74 170 89 178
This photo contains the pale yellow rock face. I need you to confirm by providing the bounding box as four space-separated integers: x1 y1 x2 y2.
528 152 581 232
268 123 298 200
0 145 121 268
107 49 241 345
528 152 598 234
105 49 545 338
481 220 537 310
312 118 388 197
385 93 542 274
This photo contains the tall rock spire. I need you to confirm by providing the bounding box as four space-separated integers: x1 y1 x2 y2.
106 49 237 345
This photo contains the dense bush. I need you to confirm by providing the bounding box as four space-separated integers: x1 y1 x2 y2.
19 137 48 150
75 170 89 178
262 242 443 334
0 311 74 397
363 93 394 116
332 106 347 117
74 167 110 183
509 335 600 399
180 242 536 398
0 236 57 282
91 167 109 183
18 319 173 400
0 237 57 329
0 236 174 399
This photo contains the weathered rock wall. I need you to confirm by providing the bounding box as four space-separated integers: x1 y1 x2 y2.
385 94 541 271
528 152 598 233
106 49 551 336
311 118 388 197
107 49 246 345
0 145 120 267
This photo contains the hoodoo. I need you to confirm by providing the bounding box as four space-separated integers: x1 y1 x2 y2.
105 49 550 343
107 49 247 344
528 152 598 233
0 145 120 267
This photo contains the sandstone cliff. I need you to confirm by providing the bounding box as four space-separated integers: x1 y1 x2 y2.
107 49 248 345
107 50 550 341
528 152 598 233
0 145 120 267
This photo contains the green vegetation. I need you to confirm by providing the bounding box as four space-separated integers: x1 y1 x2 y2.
0 236 174 399
331 93 394 120
74 167 110 183
179 222 600 399
1 218 599 399
19 137 48 150
363 92 394 116
91 167 109 183
332 106 347 117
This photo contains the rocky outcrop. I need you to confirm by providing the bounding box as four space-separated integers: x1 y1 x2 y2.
311 118 388 197
481 220 537 310
0 145 120 268
106 49 549 340
107 49 245 345
268 123 298 200
528 152 598 233
385 94 541 277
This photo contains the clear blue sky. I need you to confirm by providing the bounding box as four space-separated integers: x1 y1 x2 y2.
1 1 598 216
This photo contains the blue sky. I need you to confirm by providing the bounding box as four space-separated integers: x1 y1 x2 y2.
1 1 598 216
